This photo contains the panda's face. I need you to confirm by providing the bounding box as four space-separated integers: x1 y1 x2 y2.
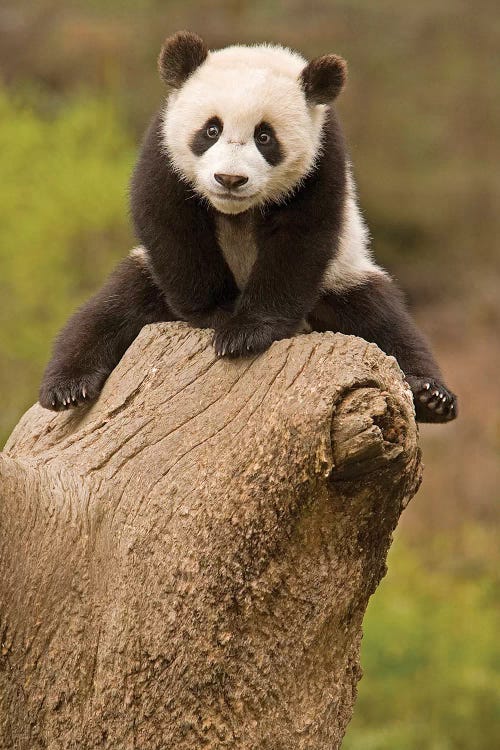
162 45 328 214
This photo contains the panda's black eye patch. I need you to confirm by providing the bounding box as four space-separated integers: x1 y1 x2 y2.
190 116 223 156
254 122 283 166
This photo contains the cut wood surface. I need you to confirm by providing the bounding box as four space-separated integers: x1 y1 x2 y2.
0 323 422 750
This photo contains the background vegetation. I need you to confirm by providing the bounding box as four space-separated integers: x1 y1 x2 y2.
1 1 498 746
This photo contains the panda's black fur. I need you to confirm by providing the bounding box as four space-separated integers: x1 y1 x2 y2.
39 32 457 423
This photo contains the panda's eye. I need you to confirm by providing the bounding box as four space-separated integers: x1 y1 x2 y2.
254 122 283 166
256 131 271 145
206 124 220 139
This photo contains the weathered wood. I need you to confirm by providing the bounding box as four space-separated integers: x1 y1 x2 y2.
0 323 421 750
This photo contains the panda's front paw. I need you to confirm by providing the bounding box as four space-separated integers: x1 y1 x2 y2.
212 315 289 358
39 369 109 412
191 306 234 330
406 376 458 423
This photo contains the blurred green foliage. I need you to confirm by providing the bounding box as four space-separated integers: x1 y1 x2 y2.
344 531 500 749
0 89 134 438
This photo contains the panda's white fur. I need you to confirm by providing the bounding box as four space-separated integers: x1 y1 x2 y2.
214 212 257 290
157 42 383 294
322 166 386 293
162 44 326 215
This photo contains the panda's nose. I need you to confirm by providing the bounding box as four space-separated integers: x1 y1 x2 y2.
214 173 249 190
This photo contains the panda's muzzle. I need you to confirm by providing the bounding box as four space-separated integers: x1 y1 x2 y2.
214 173 249 190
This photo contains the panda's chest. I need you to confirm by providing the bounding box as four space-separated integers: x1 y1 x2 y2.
215 212 258 290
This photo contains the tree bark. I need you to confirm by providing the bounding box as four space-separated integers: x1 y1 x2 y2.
0 323 421 750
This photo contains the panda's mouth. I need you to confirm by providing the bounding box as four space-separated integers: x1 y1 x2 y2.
212 191 257 202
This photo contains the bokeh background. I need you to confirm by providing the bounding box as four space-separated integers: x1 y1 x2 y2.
1 1 498 747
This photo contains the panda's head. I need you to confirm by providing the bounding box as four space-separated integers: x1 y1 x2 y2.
159 32 346 215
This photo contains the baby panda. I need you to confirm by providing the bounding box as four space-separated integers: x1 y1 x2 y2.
39 31 457 423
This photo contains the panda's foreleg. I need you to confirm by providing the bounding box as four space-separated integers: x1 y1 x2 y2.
39 252 174 411
308 273 457 423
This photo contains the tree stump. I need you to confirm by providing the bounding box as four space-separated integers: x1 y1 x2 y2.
0 323 421 750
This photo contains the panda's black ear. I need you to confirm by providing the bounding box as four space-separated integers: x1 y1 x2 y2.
300 54 347 105
158 31 208 90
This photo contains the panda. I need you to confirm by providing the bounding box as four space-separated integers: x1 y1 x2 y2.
39 31 457 423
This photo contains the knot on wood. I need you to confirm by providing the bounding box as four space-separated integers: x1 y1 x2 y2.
331 387 408 479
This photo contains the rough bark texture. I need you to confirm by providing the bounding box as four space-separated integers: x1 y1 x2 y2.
0 323 422 750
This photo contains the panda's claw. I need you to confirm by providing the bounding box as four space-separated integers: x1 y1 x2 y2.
213 315 290 359
39 370 108 412
406 375 458 424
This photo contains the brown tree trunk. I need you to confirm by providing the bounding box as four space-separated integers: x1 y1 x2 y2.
0 323 421 750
